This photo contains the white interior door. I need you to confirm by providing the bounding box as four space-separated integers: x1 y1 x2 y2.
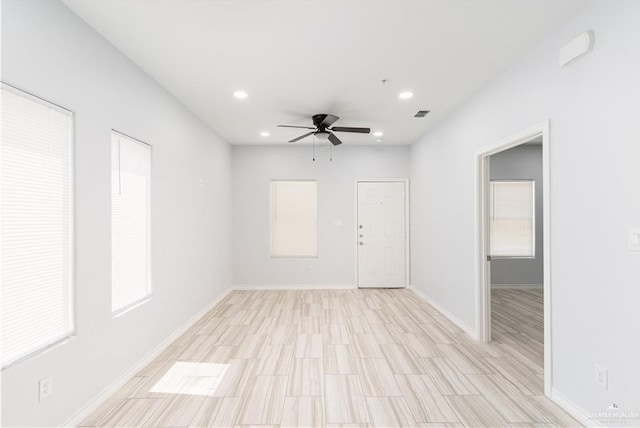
357 181 407 288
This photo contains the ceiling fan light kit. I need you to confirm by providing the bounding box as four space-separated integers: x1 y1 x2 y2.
277 113 371 146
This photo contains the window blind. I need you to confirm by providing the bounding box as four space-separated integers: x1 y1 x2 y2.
271 180 317 258
1 85 74 368
489 180 535 257
111 132 151 314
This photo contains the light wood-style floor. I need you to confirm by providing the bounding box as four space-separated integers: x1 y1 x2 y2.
81 288 579 427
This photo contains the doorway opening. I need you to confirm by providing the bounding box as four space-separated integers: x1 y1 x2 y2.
355 179 410 288
476 121 551 397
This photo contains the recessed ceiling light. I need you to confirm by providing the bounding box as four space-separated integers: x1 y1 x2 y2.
260 131 270 137
373 131 384 137
398 91 414 100
233 90 248 99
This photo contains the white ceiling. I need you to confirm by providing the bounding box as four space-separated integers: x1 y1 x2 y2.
61 0 590 146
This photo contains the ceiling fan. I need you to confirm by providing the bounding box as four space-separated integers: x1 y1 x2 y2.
278 114 370 146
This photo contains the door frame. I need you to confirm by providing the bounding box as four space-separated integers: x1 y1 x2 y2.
475 120 551 397
354 178 410 289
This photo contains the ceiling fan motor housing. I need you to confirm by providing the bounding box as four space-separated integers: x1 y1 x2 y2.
312 113 334 130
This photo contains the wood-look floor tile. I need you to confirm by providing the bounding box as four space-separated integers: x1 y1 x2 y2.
403 332 442 357
445 395 509 428
466 374 541 423
269 325 297 345
528 396 582 427
365 396 415 427
362 308 385 324
216 325 249 346
255 344 293 376
227 309 258 326
437 344 489 375
188 397 242 427
419 323 456 344
351 334 384 358
234 334 268 359
381 343 424 374
324 344 357 375
79 377 147 427
195 317 224 335
211 359 257 398
355 358 402 397
419 357 479 395
179 335 220 361
81 289 577 428
143 395 205 427
325 424 370 428
96 398 164 427
417 423 465 427
325 375 369 424
202 344 236 363
237 376 288 425
507 424 557 428
370 323 400 344
281 396 325 427
484 357 542 395
345 316 373 334
294 333 323 358
288 358 324 396
396 374 460 423
297 316 323 334
495 343 543 375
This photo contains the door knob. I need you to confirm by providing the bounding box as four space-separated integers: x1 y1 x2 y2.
359 225 363 229
359 234 363 238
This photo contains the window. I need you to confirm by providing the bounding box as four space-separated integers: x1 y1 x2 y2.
1 84 74 368
111 131 151 314
490 180 535 257
270 180 317 258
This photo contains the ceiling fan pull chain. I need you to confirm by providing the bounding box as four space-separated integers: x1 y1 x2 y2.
312 136 316 162
330 142 333 162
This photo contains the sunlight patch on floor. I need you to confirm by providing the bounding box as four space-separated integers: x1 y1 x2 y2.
150 361 229 396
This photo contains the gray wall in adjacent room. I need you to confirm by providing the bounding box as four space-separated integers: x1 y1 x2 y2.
490 144 543 286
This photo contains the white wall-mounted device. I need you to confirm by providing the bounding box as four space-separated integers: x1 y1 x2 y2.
559 31 593 67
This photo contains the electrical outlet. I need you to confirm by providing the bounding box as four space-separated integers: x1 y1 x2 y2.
39 376 52 402
594 365 608 389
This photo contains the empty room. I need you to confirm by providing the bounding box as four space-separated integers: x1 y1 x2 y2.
1 0 639 427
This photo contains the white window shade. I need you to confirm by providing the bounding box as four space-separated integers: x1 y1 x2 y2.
111 132 151 314
1 85 74 368
490 180 535 257
271 180 317 258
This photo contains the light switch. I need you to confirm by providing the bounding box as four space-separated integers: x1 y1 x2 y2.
629 228 640 252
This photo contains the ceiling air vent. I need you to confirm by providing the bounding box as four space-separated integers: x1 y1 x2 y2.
414 110 430 118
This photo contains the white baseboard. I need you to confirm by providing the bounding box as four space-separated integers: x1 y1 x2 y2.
492 284 543 289
409 286 476 339
551 388 599 427
232 284 357 290
62 287 233 427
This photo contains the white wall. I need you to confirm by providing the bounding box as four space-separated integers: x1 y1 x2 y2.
410 0 640 416
490 144 543 286
1 0 232 426
233 145 409 286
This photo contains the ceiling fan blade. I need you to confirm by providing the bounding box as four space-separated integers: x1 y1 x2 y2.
328 132 343 146
278 125 316 129
330 126 371 134
319 114 339 128
288 131 315 143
